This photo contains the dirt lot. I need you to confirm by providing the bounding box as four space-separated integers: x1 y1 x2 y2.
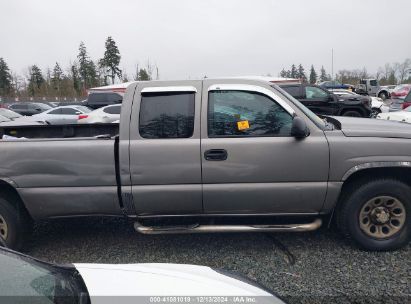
23 217 410 304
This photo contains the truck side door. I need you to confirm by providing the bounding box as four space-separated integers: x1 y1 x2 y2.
129 82 203 216
200 81 329 214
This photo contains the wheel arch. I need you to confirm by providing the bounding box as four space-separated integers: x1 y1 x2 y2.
0 179 32 221
328 164 411 225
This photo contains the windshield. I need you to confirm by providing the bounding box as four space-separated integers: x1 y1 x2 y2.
0 108 22 119
0 115 11 123
33 103 52 110
271 85 326 129
0 248 88 303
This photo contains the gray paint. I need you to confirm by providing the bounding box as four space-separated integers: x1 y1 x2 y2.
1 78 411 220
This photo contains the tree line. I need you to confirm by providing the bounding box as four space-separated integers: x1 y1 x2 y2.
0 36 159 100
279 58 411 85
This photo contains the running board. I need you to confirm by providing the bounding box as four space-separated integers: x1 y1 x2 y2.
134 218 322 234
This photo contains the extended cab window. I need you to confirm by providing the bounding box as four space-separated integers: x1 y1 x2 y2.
139 92 195 139
281 86 301 98
208 90 292 137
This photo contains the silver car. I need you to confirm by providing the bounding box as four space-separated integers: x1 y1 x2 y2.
28 105 92 124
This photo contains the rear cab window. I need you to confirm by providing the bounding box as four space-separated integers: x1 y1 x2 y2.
139 92 195 139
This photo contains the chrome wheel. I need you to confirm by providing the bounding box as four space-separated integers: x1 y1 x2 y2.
0 214 8 240
359 196 406 239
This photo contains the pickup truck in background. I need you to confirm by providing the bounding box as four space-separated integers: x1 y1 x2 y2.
0 78 410 251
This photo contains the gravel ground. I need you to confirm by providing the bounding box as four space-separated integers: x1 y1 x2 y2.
22 217 410 304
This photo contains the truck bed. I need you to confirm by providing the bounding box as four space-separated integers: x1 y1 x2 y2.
0 123 119 139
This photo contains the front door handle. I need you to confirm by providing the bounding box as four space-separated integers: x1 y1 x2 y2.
204 149 228 161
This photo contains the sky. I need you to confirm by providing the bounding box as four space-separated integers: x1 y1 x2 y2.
1 0 410 80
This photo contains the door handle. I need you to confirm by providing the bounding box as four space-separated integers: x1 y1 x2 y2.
204 149 228 161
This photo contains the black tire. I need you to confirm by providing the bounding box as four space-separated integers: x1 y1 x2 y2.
371 108 381 118
342 110 362 117
0 195 31 250
337 179 411 251
378 92 388 100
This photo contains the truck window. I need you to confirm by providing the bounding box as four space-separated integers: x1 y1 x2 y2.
139 92 195 139
208 90 292 137
281 86 301 98
370 80 378 86
305 86 328 99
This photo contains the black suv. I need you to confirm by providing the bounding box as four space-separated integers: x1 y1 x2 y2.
82 92 123 109
279 83 372 117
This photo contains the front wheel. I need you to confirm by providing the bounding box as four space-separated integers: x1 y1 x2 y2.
0 196 30 249
337 179 410 251
378 92 388 100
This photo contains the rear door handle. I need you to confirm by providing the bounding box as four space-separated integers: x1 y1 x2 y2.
204 149 228 161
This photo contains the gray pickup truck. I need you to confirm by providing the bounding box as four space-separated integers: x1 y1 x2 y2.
0 79 410 251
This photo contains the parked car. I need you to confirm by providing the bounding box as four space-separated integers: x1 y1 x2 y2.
318 80 354 90
354 79 391 100
0 78 411 252
390 84 411 99
0 246 282 303
279 83 372 117
0 114 46 126
8 102 52 116
400 90 411 109
330 89 389 117
82 92 123 109
78 104 121 124
0 108 22 120
377 106 411 123
27 105 92 124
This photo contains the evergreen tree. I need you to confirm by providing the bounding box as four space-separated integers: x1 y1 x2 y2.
309 65 317 84
100 36 122 84
71 64 82 95
319 66 327 82
78 41 91 90
86 61 99 87
290 64 297 78
0 58 12 96
138 68 150 81
297 64 307 82
28 65 44 96
279 69 287 78
51 62 64 92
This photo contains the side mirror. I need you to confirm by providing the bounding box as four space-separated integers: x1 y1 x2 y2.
291 116 310 139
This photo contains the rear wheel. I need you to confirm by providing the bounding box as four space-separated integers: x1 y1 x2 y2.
0 196 31 249
337 179 411 251
342 110 361 117
378 92 388 100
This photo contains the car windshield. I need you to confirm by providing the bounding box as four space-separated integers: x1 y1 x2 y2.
0 248 87 303
0 108 22 119
0 115 12 123
33 103 52 110
272 85 326 129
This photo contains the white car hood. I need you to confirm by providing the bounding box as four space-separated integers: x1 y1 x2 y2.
74 263 281 303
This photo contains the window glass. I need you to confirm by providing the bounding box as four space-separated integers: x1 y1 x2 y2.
31 103 51 110
48 108 62 115
103 105 121 114
107 93 122 104
61 108 79 115
370 80 378 86
208 90 292 137
305 86 328 99
281 86 301 98
139 92 195 139
74 106 92 113
10 104 27 109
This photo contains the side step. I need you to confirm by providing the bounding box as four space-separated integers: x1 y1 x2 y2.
134 218 322 234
